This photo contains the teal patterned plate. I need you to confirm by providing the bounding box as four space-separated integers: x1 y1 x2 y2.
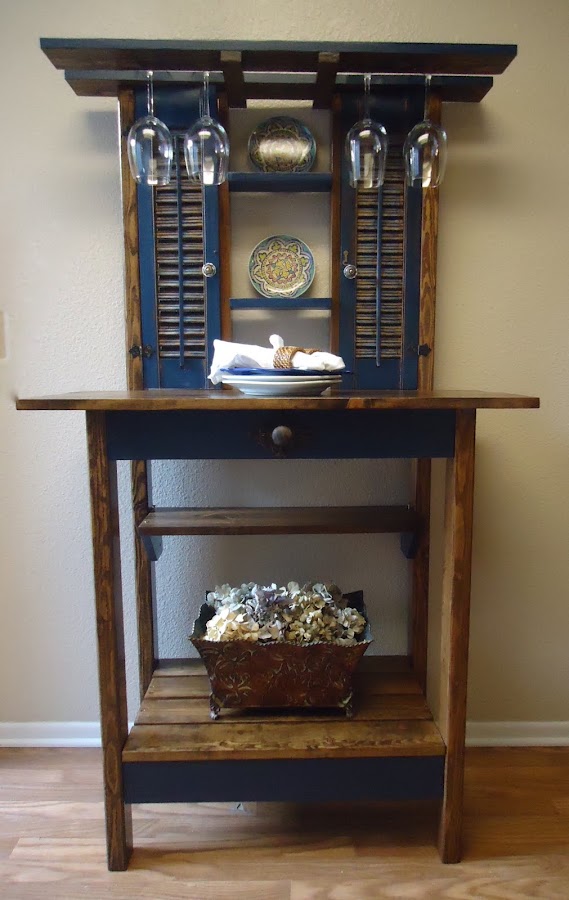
248 116 316 173
248 234 315 299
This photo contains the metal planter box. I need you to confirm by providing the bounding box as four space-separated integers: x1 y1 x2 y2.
190 591 372 719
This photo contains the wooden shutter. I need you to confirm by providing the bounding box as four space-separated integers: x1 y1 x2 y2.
339 88 424 389
154 136 206 363
137 88 221 389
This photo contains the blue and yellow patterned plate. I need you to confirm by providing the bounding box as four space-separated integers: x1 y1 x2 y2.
248 234 315 299
248 116 316 173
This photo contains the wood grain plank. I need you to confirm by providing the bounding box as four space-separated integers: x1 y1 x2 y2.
41 38 517 76
220 51 246 108
417 93 441 391
138 505 420 536
118 88 155 700
313 53 339 110
410 93 442 694
65 72 495 104
123 719 445 762
410 458 431 692
131 459 155 699
136 694 432 725
86 411 132 870
437 410 476 864
16 389 540 411
118 89 143 386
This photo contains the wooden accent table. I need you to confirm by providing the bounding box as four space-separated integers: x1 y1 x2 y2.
17 389 538 869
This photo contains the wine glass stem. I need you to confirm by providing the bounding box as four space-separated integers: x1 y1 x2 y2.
203 71 211 119
364 73 371 121
424 74 431 122
147 70 155 117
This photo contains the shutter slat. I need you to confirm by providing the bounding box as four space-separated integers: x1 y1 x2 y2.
355 138 405 361
154 138 206 360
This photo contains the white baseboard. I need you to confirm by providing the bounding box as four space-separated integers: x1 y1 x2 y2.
466 721 569 747
1 721 568 748
0 722 102 748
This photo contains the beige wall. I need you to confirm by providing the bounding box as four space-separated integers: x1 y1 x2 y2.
0 0 567 728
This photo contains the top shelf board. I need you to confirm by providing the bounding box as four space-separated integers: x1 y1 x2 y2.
42 38 517 74
41 38 516 104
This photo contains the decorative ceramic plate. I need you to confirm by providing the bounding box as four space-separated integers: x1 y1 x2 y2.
219 367 343 377
221 376 340 396
249 234 315 299
223 375 342 385
248 116 316 173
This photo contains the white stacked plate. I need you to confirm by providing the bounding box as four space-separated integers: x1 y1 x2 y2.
220 368 343 397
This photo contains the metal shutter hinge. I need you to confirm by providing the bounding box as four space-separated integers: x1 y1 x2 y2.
408 343 432 357
129 344 154 359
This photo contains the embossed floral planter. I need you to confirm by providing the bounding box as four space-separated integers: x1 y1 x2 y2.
190 591 372 719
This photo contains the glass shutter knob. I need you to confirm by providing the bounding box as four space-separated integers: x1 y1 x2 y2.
202 262 217 277
343 264 357 280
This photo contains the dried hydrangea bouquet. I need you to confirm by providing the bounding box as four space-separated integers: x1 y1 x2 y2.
191 581 372 719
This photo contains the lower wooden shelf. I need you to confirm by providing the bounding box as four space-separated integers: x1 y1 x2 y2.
123 657 445 763
138 505 421 536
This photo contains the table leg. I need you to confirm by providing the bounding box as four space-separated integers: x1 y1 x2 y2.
131 459 155 698
86 411 133 870
438 409 476 863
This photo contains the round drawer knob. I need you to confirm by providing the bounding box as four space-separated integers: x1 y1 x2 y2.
343 263 357 280
271 425 293 448
202 262 217 277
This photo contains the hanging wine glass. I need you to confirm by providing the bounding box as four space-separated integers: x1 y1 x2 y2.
403 76 448 189
184 72 230 186
345 74 388 189
127 71 173 186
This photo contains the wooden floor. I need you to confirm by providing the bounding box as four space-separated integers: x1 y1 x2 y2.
1 747 568 898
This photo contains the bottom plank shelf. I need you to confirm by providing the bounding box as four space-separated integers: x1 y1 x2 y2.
123 657 445 763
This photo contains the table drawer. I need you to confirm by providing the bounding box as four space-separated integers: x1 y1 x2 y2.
106 409 456 460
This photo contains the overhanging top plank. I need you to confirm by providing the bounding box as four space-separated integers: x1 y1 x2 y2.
41 37 516 76
16 389 540 412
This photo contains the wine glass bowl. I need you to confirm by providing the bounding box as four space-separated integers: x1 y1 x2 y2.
184 72 230 186
127 115 173 186
403 119 447 189
126 70 173 186
184 116 229 186
345 74 389 190
403 76 448 189
346 118 389 189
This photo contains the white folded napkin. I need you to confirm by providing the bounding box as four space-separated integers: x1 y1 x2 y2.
209 335 345 385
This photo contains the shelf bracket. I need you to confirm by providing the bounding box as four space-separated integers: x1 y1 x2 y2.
400 530 421 560
313 52 339 109
140 533 163 562
221 50 246 108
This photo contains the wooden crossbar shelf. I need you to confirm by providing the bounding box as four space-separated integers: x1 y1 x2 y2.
63 71 496 103
227 172 332 192
138 505 420 536
230 298 332 311
123 658 445 762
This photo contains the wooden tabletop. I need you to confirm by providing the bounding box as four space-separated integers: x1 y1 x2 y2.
16 389 540 412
